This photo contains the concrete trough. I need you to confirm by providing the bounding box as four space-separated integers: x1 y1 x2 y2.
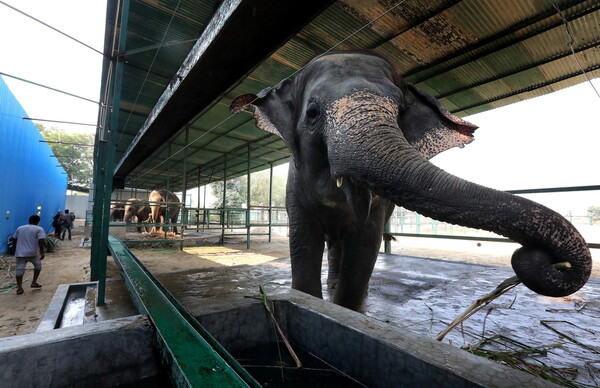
0 315 165 387
2 286 554 387
3 281 559 387
195 289 557 387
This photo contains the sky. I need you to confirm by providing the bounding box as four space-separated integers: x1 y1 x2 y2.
1 0 599 214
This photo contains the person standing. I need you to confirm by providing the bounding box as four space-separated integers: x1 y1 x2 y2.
52 211 64 238
12 215 46 295
61 209 75 240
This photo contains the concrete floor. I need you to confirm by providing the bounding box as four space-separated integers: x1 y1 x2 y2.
155 253 600 387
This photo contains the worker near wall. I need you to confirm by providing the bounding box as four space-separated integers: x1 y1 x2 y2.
52 211 64 238
61 209 75 241
12 215 45 295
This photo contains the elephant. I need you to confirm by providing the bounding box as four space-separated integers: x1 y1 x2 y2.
231 50 592 311
123 198 151 233
149 189 181 234
109 203 125 221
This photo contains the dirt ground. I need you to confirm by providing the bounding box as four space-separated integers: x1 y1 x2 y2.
1 228 598 339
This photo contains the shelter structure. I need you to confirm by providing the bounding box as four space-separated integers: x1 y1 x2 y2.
0 76 67 253
91 0 600 298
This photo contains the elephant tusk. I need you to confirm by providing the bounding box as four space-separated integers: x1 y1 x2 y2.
336 176 344 188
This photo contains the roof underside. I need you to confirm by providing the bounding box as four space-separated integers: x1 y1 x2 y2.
103 0 600 192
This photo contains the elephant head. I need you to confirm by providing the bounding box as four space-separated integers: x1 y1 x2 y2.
123 198 151 233
231 51 591 310
149 189 181 234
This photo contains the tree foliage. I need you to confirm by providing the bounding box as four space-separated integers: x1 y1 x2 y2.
37 124 94 190
210 169 286 208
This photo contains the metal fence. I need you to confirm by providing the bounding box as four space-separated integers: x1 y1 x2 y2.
89 186 599 250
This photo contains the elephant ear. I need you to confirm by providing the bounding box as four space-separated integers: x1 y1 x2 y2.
231 80 303 165
399 83 478 160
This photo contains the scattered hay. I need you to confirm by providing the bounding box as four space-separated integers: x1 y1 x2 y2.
465 335 581 387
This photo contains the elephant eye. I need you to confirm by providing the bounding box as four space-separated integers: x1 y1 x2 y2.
305 101 321 128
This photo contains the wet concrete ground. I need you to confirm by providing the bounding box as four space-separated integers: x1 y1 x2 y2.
155 253 600 386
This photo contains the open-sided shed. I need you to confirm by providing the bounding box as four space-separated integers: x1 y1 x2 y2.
100 0 600 192
90 0 600 303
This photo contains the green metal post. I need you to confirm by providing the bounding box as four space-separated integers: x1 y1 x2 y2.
90 0 130 305
221 154 227 244
182 127 188 233
197 167 201 232
268 164 273 242
246 144 251 249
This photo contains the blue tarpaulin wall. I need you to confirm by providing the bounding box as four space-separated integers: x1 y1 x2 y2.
0 76 67 254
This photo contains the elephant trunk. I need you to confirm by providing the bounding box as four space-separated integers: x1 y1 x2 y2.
326 92 592 297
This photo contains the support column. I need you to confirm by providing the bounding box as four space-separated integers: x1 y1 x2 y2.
221 155 227 243
90 0 130 305
246 144 251 249
268 163 273 242
197 167 201 232
182 127 189 232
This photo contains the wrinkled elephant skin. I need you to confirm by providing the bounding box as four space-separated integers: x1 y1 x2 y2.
123 198 151 233
149 189 181 234
231 51 592 311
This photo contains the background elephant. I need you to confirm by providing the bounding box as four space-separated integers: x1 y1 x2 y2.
123 198 151 233
149 189 181 234
109 205 124 221
232 50 592 311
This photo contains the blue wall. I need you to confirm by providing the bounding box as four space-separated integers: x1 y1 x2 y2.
0 76 67 253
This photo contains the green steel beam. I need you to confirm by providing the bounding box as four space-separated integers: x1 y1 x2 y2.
246 144 251 249
108 235 260 387
91 0 130 304
268 164 273 242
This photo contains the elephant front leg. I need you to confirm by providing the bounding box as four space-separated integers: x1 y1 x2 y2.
288 206 325 299
333 229 384 311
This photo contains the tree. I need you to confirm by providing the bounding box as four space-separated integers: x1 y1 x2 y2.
209 169 286 208
37 124 94 190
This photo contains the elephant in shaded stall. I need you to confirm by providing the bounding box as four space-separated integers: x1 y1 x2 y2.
109 204 125 221
123 198 151 233
231 50 592 311
149 189 181 234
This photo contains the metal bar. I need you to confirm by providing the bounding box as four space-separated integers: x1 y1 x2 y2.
0 72 99 105
268 164 273 242
222 155 227 243
182 127 189 234
246 144 251 249
392 232 600 250
52 155 94 158
392 232 512 243
0 0 104 56
41 140 94 147
507 185 600 194
108 235 259 387
91 0 130 304
28 118 98 127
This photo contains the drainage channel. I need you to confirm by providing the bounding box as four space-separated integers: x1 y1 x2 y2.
108 235 260 388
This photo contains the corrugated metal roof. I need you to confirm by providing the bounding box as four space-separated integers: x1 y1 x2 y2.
102 0 600 192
